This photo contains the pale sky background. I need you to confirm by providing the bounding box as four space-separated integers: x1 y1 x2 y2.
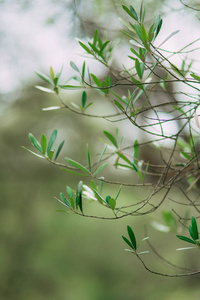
1 0 200 115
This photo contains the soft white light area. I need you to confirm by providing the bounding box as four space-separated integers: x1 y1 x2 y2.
0 0 104 97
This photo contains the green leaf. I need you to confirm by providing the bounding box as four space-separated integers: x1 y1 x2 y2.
93 189 107 205
48 149 55 160
188 225 196 241
133 23 142 40
62 168 90 177
69 197 75 209
41 134 47 154
79 41 92 54
127 226 137 250
66 186 73 198
106 195 111 204
138 251 149 255
50 66 55 80
35 85 55 93
109 198 116 210
115 185 122 200
104 131 118 148
191 216 199 240
82 61 86 83
90 73 101 87
135 59 144 79
133 140 140 166
122 236 135 250
116 152 132 166
76 181 83 212
56 65 63 81
70 61 80 73
100 41 110 53
22 146 45 159
130 48 140 59
93 163 107 176
55 140 65 160
176 235 196 245
93 29 98 45
59 85 82 89
35 71 52 85
82 91 87 108
60 192 71 208
97 145 107 166
191 73 200 82
130 5 138 21
155 18 162 38
86 144 91 172
29 133 43 153
47 129 57 154
114 100 124 111
90 180 97 191
141 24 149 49
139 0 145 23
122 5 138 21
65 158 91 174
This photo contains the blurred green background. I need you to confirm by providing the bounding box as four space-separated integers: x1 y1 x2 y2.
1 0 200 299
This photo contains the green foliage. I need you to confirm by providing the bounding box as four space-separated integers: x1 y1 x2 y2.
122 225 149 255
24 130 64 161
26 1 200 277
177 217 200 250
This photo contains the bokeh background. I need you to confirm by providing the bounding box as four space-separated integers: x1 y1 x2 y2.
1 0 200 299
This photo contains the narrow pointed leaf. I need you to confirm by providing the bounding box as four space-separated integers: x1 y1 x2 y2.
29 133 43 153
90 73 101 86
66 186 73 198
50 66 55 80
93 163 107 176
133 140 140 166
22 146 45 159
55 140 65 160
35 86 55 93
188 225 196 241
90 180 97 191
76 181 83 212
115 185 122 200
62 168 90 177
41 134 47 154
191 216 199 240
59 85 82 89
60 192 71 208
127 226 137 249
82 91 87 108
138 251 149 255
93 29 98 45
93 189 108 205
191 73 200 82
97 145 107 165
47 129 57 154
82 61 86 82
35 71 52 85
130 5 138 21
86 144 91 172
122 236 135 250
122 5 137 21
116 152 132 166
65 158 91 174
79 41 92 54
104 131 118 148
70 61 80 73
176 235 196 245
48 149 55 160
